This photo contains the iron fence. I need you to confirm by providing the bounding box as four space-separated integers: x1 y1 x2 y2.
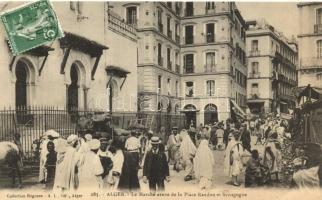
0 107 186 163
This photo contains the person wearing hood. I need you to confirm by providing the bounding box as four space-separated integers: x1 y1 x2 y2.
224 131 244 186
194 138 215 189
53 134 79 191
179 129 197 181
78 139 104 190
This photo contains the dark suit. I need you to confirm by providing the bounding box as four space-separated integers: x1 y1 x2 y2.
143 149 169 191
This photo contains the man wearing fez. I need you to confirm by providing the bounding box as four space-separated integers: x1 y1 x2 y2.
143 136 170 191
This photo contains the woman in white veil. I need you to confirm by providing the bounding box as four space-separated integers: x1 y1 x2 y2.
179 129 196 181
194 138 214 189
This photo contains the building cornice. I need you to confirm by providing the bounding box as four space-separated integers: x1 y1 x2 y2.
247 32 297 53
181 41 234 49
298 33 322 38
181 12 231 21
137 63 181 76
182 71 231 77
137 28 180 48
297 2 322 7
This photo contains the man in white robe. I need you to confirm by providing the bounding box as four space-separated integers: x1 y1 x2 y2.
78 139 104 190
108 143 124 190
53 134 79 191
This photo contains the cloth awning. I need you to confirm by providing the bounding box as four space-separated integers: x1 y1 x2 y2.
230 100 246 117
105 65 130 78
295 85 322 102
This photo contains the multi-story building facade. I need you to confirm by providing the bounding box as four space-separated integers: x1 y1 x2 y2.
109 2 247 127
0 2 138 113
246 20 298 114
298 3 322 89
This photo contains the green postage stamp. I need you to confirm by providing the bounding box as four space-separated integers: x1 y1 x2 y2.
0 0 63 55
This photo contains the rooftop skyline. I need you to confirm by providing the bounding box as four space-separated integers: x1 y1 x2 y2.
237 2 298 39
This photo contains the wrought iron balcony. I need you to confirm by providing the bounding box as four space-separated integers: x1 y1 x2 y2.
158 57 164 67
249 50 260 56
314 24 322 34
184 36 194 45
184 8 194 17
175 64 180 73
175 6 181 16
205 34 215 43
205 7 216 15
158 22 163 33
248 72 260 78
175 34 180 44
299 57 322 70
167 61 172 70
183 65 194 73
167 30 172 39
249 93 260 99
204 65 216 73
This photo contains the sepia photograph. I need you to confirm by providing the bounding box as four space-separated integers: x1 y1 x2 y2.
0 0 321 199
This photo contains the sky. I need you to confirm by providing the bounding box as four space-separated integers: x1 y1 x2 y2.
237 2 299 38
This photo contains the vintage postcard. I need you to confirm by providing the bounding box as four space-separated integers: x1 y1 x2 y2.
0 0 321 200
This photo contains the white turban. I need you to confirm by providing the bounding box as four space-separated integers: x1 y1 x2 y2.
85 134 92 141
88 139 100 150
67 134 78 145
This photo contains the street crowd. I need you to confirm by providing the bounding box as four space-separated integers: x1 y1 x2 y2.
2 114 321 191
31 115 298 192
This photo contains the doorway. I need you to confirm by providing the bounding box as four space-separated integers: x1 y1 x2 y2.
204 104 218 125
67 64 79 111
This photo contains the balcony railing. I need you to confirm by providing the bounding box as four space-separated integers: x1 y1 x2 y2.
184 36 194 45
158 22 163 33
184 8 194 17
314 24 322 34
248 72 260 78
205 34 215 43
300 57 322 70
249 50 260 56
167 61 172 70
175 34 180 44
175 64 180 73
205 7 216 15
175 6 181 16
158 57 164 66
249 93 260 99
167 30 172 39
184 65 194 73
204 65 216 73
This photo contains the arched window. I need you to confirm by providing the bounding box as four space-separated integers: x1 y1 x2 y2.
15 61 28 108
15 59 36 109
67 64 79 111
